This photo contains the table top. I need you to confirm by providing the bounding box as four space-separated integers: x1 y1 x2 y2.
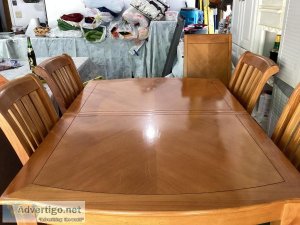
2 78 300 224
69 78 245 115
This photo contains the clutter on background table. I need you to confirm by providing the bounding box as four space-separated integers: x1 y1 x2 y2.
1 0 182 78
0 58 22 72
0 57 95 82
0 21 177 79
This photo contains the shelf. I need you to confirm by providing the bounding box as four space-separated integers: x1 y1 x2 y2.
258 0 286 31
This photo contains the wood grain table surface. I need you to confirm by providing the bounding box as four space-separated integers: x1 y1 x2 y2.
1 78 300 225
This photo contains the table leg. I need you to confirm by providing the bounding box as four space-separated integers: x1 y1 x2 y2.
280 203 300 225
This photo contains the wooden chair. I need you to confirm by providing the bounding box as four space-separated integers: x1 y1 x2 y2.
184 34 232 86
228 51 279 113
0 74 59 165
0 75 8 86
33 54 84 114
272 84 300 171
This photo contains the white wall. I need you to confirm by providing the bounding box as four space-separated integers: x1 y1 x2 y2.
278 0 300 87
8 0 46 27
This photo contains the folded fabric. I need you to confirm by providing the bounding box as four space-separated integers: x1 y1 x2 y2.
61 13 84 23
122 7 149 28
130 0 169 20
99 12 114 23
57 19 80 31
82 0 124 13
98 7 119 17
48 27 83 38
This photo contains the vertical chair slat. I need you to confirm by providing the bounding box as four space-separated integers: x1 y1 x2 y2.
60 67 75 98
53 70 69 101
237 65 254 105
57 67 72 101
0 112 32 164
21 95 47 138
229 51 279 113
242 68 260 101
245 71 265 111
232 63 248 94
8 106 37 151
33 54 84 114
14 100 42 146
278 105 300 151
272 84 300 144
64 65 80 93
29 91 54 132
272 84 300 172
285 124 300 163
0 74 58 165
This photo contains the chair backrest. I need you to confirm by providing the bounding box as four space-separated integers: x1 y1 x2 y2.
184 34 232 86
0 74 59 165
0 75 8 86
33 54 84 114
272 84 300 171
228 51 279 113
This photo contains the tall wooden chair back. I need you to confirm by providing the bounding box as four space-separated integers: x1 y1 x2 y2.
228 51 279 113
0 75 8 86
33 54 84 114
272 84 300 171
0 74 59 165
184 34 232 86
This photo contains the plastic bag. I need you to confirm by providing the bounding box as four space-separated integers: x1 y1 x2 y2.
82 0 125 13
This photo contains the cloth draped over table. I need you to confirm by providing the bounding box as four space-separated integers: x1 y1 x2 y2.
0 21 176 79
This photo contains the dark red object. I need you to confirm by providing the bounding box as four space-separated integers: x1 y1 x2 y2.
61 13 84 23
85 17 95 24
184 23 207 34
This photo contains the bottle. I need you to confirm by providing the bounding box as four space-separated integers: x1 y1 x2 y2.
27 37 37 71
270 34 281 63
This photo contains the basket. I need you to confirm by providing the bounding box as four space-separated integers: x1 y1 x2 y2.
34 26 50 37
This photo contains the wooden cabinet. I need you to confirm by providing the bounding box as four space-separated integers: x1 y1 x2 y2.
184 34 232 86
232 0 258 50
231 0 261 63
258 0 286 32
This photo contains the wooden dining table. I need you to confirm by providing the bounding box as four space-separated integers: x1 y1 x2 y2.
1 78 300 225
